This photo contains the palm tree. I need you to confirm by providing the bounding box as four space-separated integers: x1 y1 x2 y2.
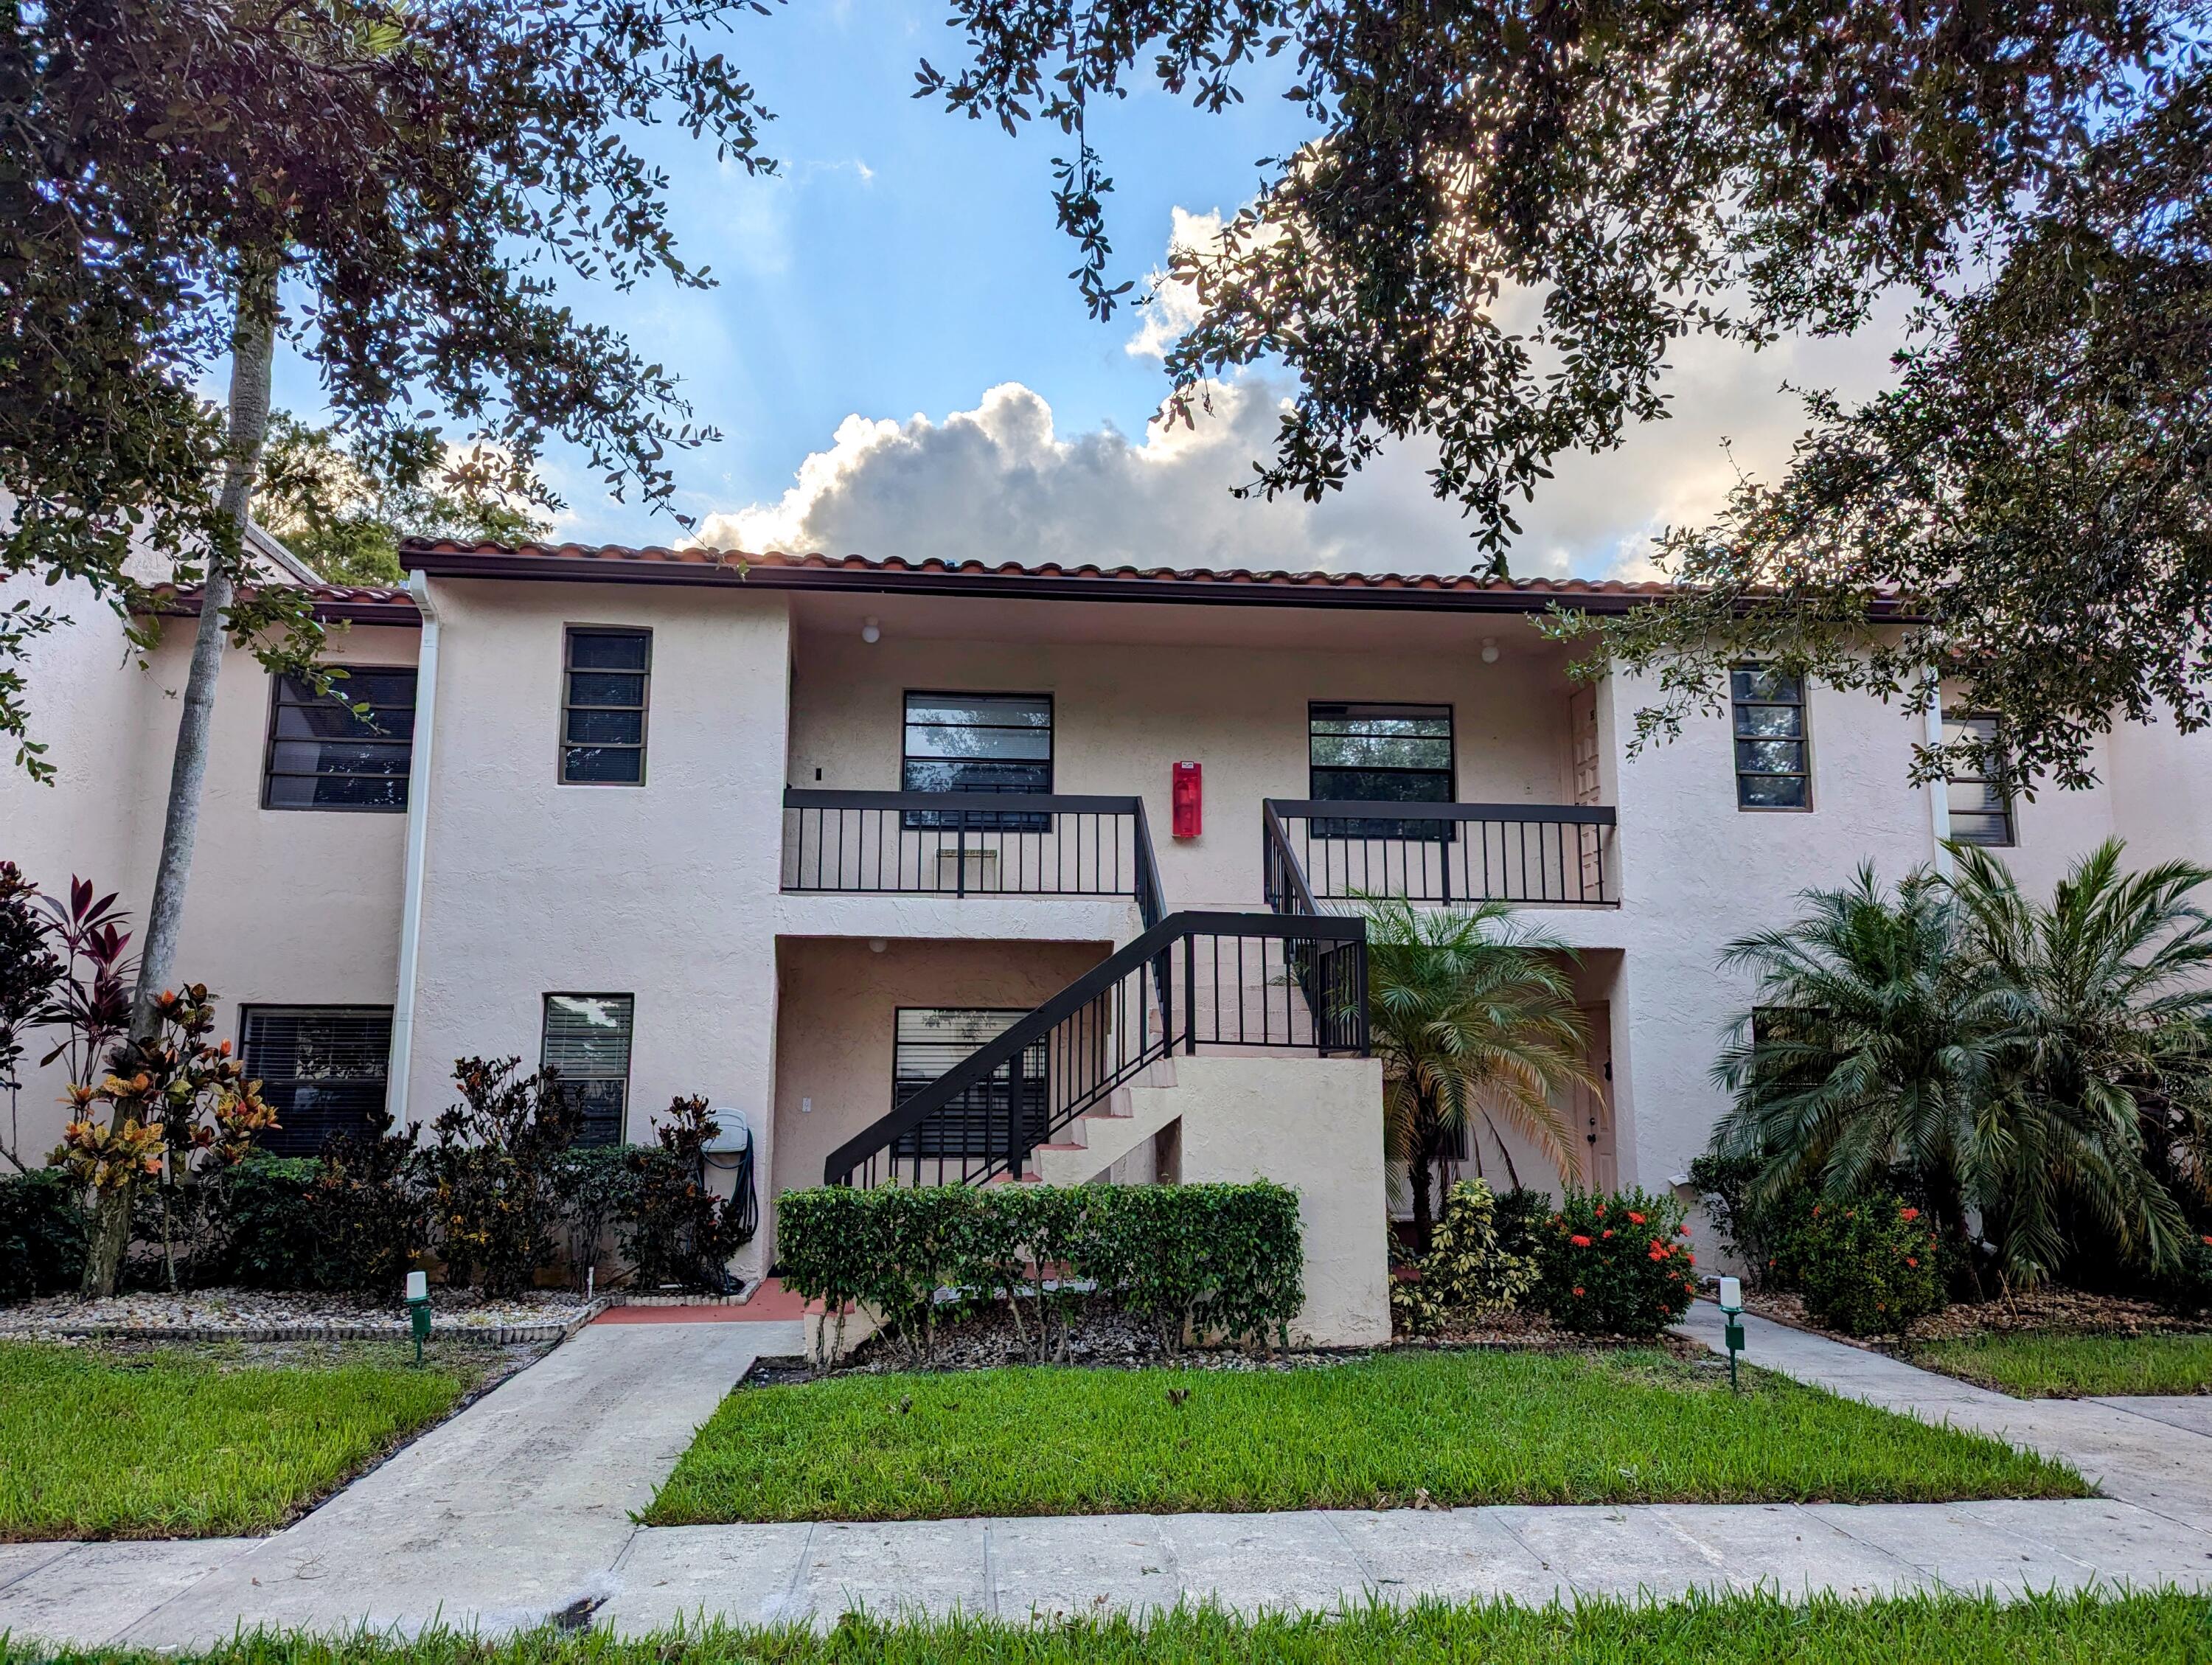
1950 839 2212 1282
1360 896 1596 1252
1710 864 2009 1277
1714 847 2212 1291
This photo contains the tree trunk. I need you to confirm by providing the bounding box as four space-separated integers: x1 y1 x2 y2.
81 1186 131 1298
130 264 279 1039
1409 1105 1438 1255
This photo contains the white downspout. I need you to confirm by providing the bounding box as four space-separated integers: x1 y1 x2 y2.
388 569 442 1127
1923 667 1953 877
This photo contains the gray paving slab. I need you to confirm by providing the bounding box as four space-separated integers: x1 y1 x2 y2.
116 1323 761 1647
1809 1502 2104 1596
987 1512 1182 1621
792 1518 992 1619
1329 1508 1566 1607
599 1522 817 1631
2098 1395 2212 1439
1643 1504 1933 1599
0 1540 257 1649
1152 1510 1370 1614
0 1544 75 1597
1958 1498 2212 1585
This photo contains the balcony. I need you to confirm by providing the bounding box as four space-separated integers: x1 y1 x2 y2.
1263 799 1617 907
781 789 1163 920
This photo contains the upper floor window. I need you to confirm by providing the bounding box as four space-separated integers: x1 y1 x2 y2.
1944 712 2016 847
1731 667 1810 810
560 628 650 785
263 668 416 811
902 692 1051 829
542 993 634 1147
239 1005 393 1155
1309 701 1454 838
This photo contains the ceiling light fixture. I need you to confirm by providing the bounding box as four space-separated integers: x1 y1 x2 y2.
860 616 881 644
1480 636 1500 664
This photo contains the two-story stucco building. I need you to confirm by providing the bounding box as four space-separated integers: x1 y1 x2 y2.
7 538 2209 1342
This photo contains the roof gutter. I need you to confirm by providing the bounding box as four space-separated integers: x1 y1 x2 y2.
397 549 1659 616
386 569 442 1128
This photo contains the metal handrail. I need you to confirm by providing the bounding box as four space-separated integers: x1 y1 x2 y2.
1265 798 1615 826
781 788 1150 900
1265 796 1617 906
823 908 1368 1187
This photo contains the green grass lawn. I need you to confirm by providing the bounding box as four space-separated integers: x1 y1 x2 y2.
644 1349 2087 1523
40 1590 2212 1664
0 1339 472 1540
1911 1331 2212 1398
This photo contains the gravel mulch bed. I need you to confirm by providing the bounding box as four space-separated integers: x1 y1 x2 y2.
1742 1285 2212 1351
0 1285 604 1344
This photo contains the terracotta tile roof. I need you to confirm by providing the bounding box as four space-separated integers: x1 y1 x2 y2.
396 539 1672 612
149 582 421 625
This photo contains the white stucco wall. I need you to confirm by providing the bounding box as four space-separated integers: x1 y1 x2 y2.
400 577 794 1286
787 628 1579 911
1 590 415 1158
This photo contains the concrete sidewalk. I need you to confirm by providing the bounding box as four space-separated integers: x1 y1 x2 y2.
4 1305 2211 1649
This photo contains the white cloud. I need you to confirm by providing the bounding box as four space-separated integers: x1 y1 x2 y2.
696 214 1910 578
1124 207 1228 361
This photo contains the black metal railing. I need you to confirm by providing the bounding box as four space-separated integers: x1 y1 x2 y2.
824 910 1368 1189
782 790 1159 906
1263 799 1617 906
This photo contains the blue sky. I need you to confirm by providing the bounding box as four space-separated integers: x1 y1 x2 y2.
271 0 1899 579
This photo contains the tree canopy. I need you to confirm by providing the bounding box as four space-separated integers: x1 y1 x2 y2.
0 0 776 774
922 0 2210 788
255 414 549 587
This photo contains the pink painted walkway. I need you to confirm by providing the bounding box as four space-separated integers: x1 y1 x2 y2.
590 1278 810 1324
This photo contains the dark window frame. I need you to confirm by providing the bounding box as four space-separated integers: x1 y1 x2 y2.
1730 666 1813 811
260 665 418 813
1307 700 1457 840
900 689 1055 830
890 1004 1049 1159
1944 710 2017 848
236 1003 394 1155
559 626 652 787
541 991 635 1147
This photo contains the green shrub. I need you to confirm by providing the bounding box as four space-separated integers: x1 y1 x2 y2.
620 1096 756 1294
776 1181 1305 1365
223 1155 327 1289
557 1144 636 1290
1790 1195 1947 1336
1392 1178 1537 1336
2158 1234 2212 1318
1531 1186 1698 1337
0 1168 86 1301
427 1057 580 1297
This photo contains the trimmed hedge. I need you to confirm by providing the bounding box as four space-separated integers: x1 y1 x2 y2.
776 1181 1304 1365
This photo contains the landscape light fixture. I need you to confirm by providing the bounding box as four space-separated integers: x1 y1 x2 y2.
1717 1274 1746 1392
405 1269 432 1366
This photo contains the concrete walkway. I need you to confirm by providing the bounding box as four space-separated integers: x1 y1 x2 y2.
4 1304 2210 1649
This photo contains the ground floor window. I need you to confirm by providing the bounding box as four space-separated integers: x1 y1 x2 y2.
542 993 635 1146
1944 712 2017 847
238 1006 393 1154
891 1007 1048 1158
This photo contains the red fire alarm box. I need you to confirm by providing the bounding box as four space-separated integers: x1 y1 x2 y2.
1172 761 1202 838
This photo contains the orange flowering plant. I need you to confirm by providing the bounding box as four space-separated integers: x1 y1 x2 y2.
50 983 277 1296
1789 1195 1946 1338
1534 1185 1698 1336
